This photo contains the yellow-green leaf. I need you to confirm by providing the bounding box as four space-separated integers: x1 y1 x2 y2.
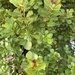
24 41 32 50
9 0 23 7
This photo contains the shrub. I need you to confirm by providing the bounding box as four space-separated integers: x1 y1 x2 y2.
0 0 75 75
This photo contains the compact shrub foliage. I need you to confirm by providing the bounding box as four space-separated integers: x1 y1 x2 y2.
0 0 75 75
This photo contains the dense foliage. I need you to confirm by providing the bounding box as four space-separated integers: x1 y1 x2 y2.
0 0 75 75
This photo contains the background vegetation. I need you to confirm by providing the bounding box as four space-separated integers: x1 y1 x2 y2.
0 0 75 75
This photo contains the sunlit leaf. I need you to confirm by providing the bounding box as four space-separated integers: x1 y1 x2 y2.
36 62 46 71
9 0 23 7
26 51 38 60
24 41 32 50
26 10 33 17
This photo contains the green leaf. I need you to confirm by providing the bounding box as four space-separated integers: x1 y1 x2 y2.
71 65 75 75
47 38 53 44
2 23 12 30
66 20 72 24
33 4 39 9
26 51 33 60
47 21 55 27
53 4 61 10
50 49 54 53
0 69 2 74
36 62 46 71
21 60 28 69
38 8 49 17
44 0 51 8
60 73 65 75
26 10 33 17
26 67 36 75
24 41 32 50
26 51 38 60
65 69 71 75
9 0 23 7
35 72 44 75
58 35 63 40
29 0 35 6
2 17 16 30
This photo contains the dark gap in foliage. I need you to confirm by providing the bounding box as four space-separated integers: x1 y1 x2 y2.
1 0 16 10
20 45 28 56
